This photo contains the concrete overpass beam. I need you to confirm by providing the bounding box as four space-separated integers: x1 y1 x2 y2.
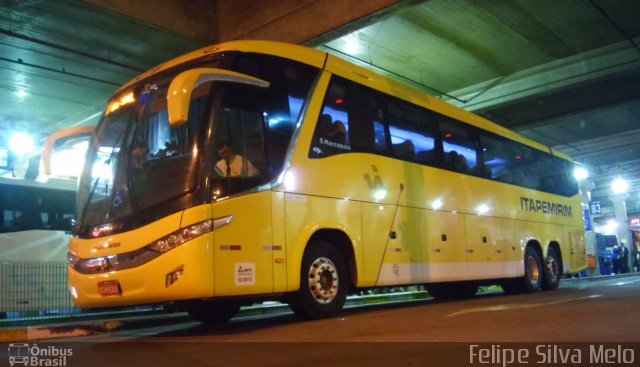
444 39 640 112
83 0 218 43
216 0 402 45
84 0 404 46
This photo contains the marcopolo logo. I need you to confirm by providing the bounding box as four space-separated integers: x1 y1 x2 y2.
7 343 73 366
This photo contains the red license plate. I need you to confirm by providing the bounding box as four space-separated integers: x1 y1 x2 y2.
97 280 121 296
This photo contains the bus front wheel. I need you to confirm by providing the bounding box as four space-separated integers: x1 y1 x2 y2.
287 241 348 319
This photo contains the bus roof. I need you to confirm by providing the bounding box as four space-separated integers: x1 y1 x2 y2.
116 40 570 162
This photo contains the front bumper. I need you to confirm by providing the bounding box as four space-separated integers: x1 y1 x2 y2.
68 235 214 309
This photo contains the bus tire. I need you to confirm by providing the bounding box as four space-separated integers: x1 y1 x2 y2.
502 247 543 294
523 246 543 292
187 300 240 325
288 241 348 320
541 247 561 291
426 282 478 300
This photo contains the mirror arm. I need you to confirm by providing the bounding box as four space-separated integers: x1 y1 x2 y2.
42 126 95 175
167 68 269 127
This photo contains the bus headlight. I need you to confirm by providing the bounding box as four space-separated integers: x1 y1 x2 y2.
69 219 217 274
148 220 213 253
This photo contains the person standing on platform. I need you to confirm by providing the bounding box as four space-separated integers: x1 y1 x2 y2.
611 242 621 274
620 240 630 273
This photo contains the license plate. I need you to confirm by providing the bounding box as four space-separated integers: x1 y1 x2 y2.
97 280 121 296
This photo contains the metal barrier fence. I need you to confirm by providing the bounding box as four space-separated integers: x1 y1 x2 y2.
0 262 161 324
0 262 73 315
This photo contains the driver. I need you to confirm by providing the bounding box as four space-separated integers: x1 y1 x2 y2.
215 141 259 177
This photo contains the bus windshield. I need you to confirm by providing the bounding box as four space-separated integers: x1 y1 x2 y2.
76 52 319 237
77 77 208 236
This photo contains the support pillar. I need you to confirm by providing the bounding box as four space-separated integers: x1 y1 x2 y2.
612 193 632 272
580 180 598 276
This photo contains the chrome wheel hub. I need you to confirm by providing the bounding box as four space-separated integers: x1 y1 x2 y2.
307 257 339 304
526 255 540 286
546 256 559 283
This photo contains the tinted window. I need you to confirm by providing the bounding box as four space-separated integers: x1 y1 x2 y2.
227 53 318 177
306 74 579 197
479 132 578 196
439 118 478 174
388 100 436 163
310 76 389 158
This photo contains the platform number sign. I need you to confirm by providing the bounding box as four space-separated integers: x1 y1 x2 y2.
590 201 601 215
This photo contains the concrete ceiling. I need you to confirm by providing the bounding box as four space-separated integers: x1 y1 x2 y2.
1 0 639 226
0 0 204 140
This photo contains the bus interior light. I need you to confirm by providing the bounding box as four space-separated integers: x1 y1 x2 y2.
91 223 122 238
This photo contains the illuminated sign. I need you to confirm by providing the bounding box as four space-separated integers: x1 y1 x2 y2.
590 201 601 215
630 218 640 226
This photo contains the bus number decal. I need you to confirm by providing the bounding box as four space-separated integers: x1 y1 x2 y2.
235 262 256 286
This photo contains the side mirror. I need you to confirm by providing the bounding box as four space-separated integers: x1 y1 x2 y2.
42 126 95 175
167 68 269 127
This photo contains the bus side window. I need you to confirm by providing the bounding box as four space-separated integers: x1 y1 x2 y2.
393 140 415 160
439 118 478 174
309 77 352 158
387 97 435 164
349 85 389 154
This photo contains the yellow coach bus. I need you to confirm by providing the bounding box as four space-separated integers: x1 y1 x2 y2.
57 40 586 323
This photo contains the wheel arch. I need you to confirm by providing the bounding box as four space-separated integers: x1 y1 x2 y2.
287 225 359 292
308 229 357 289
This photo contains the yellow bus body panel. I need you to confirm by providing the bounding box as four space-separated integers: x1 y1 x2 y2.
211 191 274 296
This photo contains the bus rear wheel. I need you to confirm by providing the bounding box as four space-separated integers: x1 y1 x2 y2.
187 300 240 325
541 247 561 291
502 246 542 294
287 241 348 319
